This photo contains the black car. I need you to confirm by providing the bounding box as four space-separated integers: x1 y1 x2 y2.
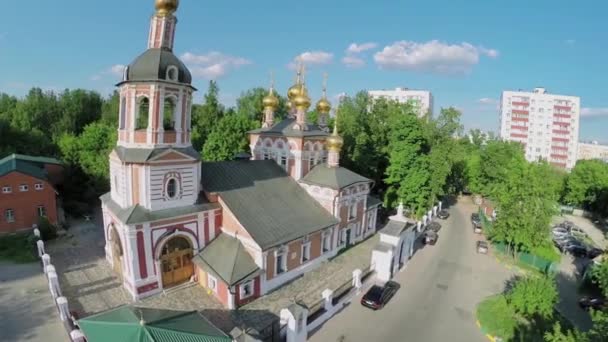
361 281 400 310
424 231 438 245
579 296 607 311
587 247 604 259
471 213 482 227
437 209 450 219
427 221 441 232
566 244 588 258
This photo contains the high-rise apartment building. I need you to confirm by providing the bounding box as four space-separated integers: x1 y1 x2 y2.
368 87 434 117
499 88 580 169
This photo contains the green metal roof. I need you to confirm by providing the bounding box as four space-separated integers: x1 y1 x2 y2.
249 118 329 138
114 146 200 163
366 196 383 209
193 234 260 286
300 164 371 190
78 305 231 342
120 48 193 86
201 160 338 250
100 193 220 225
0 154 62 180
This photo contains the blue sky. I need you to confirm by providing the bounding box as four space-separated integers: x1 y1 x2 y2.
1 0 607 142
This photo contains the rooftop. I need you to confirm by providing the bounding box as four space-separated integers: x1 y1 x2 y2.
0 154 62 180
300 164 372 191
249 118 328 138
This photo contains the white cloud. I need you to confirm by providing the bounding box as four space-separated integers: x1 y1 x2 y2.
346 42 378 54
91 64 126 81
342 56 365 68
581 107 608 117
181 51 252 79
289 51 334 69
478 97 498 105
374 40 499 74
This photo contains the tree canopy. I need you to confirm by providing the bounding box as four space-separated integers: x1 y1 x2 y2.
202 112 258 162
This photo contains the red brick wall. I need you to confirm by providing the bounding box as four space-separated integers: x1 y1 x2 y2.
235 276 261 307
0 172 57 233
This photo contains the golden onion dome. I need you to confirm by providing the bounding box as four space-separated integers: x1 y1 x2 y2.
155 0 179 16
327 130 344 152
288 84 304 101
262 92 279 111
293 91 311 111
316 98 331 114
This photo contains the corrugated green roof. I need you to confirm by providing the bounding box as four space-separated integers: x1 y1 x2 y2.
300 164 371 190
114 146 200 163
100 193 220 225
249 118 329 138
201 160 338 250
0 154 61 180
78 306 231 342
193 234 260 286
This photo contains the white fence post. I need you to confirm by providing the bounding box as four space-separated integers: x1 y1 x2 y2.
48 271 62 299
34 228 41 239
70 330 86 342
42 254 51 272
36 240 45 258
56 296 69 321
322 289 333 311
45 264 56 276
352 269 362 292
438 201 443 211
428 209 433 219
433 206 438 216
422 215 428 226
417 221 422 232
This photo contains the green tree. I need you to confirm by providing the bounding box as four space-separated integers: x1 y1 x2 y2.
586 310 608 341
478 140 527 197
591 260 608 297
202 113 258 162
191 81 225 151
101 90 120 126
544 322 586 342
236 87 289 123
507 276 558 319
563 160 608 216
54 89 103 136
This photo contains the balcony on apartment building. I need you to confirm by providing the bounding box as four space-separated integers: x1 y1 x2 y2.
553 113 571 119
511 125 528 131
511 101 530 107
512 116 529 122
554 104 572 111
552 146 568 151
552 129 569 135
550 153 568 159
512 109 530 115
510 133 528 139
552 137 570 143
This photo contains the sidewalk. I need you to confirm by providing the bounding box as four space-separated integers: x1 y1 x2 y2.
0 262 66 342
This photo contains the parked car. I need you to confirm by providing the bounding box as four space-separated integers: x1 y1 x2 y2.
437 209 450 219
552 227 570 238
553 235 579 246
578 296 607 311
557 240 584 253
477 241 489 254
427 222 441 232
361 281 400 310
424 231 438 245
566 245 589 258
471 213 482 227
587 247 604 259
473 225 483 234
569 226 588 238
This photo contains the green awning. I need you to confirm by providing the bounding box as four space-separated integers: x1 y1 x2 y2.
78 306 232 342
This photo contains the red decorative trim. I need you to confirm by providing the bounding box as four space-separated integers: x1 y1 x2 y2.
137 231 148 279
137 282 159 294
214 210 222 236
203 214 210 244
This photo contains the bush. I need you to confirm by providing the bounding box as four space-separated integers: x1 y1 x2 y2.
529 243 561 263
507 276 558 319
0 233 37 263
477 295 518 340
38 217 57 241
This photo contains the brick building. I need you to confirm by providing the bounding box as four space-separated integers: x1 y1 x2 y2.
0 154 63 233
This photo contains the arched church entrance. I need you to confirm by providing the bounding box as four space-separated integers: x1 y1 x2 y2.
160 236 194 288
109 225 123 281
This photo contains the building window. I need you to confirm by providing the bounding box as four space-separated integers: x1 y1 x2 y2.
208 275 217 292
349 202 357 220
34 183 43 191
367 213 375 231
275 249 287 275
166 179 177 199
263 150 272 160
37 206 46 218
301 238 311 263
19 184 28 192
322 229 332 253
166 66 178 82
240 280 254 299
5 209 15 223
279 154 288 170
2 186 11 194
340 230 347 245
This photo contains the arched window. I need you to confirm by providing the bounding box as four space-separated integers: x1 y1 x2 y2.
119 97 127 129
166 178 177 199
136 97 150 130
166 66 178 82
163 97 176 130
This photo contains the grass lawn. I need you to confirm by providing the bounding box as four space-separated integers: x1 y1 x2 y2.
0 233 37 263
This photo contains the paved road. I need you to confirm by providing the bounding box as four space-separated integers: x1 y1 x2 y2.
0 262 66 342
309 198 516 342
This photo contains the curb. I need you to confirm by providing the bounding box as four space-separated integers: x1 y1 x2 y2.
475 316 501 342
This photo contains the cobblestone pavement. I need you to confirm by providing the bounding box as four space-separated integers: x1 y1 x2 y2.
0 262 66 342
46 216 130 317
